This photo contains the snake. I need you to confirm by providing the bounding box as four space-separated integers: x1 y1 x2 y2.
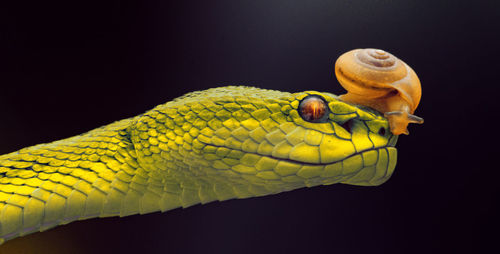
0 86 399 244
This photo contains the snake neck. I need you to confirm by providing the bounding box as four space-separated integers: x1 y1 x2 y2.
0 117 188 242
0 115 265 243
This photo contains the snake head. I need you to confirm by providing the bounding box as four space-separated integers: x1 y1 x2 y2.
132 87 399 197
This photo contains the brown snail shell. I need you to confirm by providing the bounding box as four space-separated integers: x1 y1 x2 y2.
335 48 423 135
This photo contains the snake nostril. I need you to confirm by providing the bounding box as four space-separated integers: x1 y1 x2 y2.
341 119 353 134
378 127 386 136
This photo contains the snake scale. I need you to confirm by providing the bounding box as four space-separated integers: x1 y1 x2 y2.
0 86 398 244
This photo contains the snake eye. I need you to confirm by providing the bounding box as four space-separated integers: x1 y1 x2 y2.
298 95 329 123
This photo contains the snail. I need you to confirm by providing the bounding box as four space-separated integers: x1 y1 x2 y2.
334 48 424 135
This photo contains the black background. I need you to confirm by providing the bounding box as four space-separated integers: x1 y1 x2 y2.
1 0 499 253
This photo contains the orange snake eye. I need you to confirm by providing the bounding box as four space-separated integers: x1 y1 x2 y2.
298 95 329 123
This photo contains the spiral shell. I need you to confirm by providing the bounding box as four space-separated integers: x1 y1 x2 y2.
335 48 423 135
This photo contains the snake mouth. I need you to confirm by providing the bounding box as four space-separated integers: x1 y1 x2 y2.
199 137 397 186
271 146 397 186
262 145 395 167
255 146 397 186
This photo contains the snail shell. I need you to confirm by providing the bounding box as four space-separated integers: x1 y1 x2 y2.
335 48 423 135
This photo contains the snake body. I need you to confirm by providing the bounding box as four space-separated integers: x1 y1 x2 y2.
0 86 397 244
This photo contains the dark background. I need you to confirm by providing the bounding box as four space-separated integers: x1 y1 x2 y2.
1 0 499 253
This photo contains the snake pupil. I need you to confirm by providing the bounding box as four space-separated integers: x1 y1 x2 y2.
299 95 328 123
378 127 386 136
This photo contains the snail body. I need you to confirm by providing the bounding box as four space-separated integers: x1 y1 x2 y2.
335 48 423 135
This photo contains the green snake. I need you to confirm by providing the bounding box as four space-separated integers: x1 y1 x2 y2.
0 86 398 244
